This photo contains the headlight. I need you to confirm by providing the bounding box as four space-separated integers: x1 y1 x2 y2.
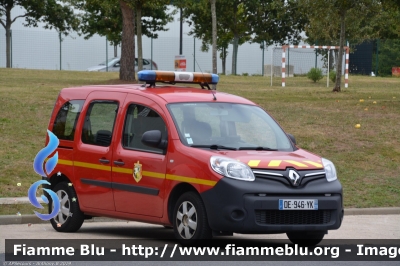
210 156 255 181
322 158 337 182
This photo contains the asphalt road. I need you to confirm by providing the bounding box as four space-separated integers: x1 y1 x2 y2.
1 214 399 265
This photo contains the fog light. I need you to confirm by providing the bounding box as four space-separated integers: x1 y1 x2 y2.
231 209 245 221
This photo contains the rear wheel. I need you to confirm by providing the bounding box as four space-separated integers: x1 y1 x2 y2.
173 191 212 245
49 182 84 232
286 231 325 246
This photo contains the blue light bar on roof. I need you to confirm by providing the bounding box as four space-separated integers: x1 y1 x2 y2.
138 70 219 85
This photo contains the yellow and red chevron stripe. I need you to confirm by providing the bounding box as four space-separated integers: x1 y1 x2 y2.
247 159 323 168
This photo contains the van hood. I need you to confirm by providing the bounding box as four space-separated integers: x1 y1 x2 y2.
211 149 324 171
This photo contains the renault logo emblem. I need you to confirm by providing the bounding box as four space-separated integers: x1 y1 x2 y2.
288 169 301 186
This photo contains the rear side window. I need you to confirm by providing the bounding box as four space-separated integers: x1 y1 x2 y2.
81 101 118 147
52 100 84 140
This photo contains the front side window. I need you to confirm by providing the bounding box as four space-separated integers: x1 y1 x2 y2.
52 100 84 140
122 104 167 153
168 102 293 151
81 101 118 147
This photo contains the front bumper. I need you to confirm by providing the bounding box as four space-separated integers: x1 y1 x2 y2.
201 177 343 234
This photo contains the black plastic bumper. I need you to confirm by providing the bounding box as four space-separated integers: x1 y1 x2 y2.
201 177 343 234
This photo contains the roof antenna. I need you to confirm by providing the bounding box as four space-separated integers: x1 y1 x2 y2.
193 53 217 101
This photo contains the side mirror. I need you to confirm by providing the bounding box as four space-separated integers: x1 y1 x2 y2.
114 63 120 67
141 130 167 150
287 133 296 145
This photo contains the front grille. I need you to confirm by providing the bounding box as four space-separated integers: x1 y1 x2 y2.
255 210 331 225
252 169 325 188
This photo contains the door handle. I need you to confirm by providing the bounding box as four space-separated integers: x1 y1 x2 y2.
99 159 110 164
113 161 125 166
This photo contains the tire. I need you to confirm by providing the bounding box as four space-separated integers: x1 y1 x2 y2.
286 231 325 247
173 191 212 245
49 181 84 232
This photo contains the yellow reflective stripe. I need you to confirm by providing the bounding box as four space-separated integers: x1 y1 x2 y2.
74 161 111 171
268 160 282 167
248 160 261 167
56 160 212 186
284 160 308 167
143 171 165 179
166 174 216 186
112 167 132 174
58 159 73 166
304 161 323 168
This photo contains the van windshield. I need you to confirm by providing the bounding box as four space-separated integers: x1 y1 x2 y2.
167 102 293 151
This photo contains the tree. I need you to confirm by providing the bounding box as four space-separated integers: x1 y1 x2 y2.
178 0 250 75
71 0 172 80
179 0 306 75
376 39 400 76
0 0 79 68
296 0 394 92
210 0 217 80
173 0 233 75
72 0 122 50
119 0 136 81
134 0 173 71
248 0 306 47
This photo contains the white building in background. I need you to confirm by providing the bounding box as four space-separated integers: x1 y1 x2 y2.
1 5 327 78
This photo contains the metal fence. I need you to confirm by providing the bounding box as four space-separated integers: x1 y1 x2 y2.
0 28 269 75
1 28 399 79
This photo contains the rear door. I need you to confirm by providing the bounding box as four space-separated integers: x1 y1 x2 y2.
111 94 168 217
74 91 127 211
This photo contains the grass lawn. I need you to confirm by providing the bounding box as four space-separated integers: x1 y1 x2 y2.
0 68 399 214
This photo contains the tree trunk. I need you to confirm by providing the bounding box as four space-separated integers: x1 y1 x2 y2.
210 0 217 88
136 3 143 71
221 47 226 75
5 6 12 68
210 0 217 75
231 35 239 75
114 45 118 57
333 10 346 92
5 26 11 68
119 0 136 81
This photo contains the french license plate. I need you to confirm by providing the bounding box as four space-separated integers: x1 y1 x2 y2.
279 199 318 210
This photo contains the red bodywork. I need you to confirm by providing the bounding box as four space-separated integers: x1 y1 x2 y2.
47 84 323 225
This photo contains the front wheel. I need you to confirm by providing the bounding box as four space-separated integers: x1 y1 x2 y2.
286 231 325 246
49 181 84 232
173 191 212 245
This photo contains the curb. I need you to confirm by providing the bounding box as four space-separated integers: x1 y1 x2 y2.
344 207 400 216
0 215 124 225
0 197 44 205
0 208 399 226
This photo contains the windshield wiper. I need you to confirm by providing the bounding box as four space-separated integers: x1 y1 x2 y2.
238 146 278 151
190 144 237 150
